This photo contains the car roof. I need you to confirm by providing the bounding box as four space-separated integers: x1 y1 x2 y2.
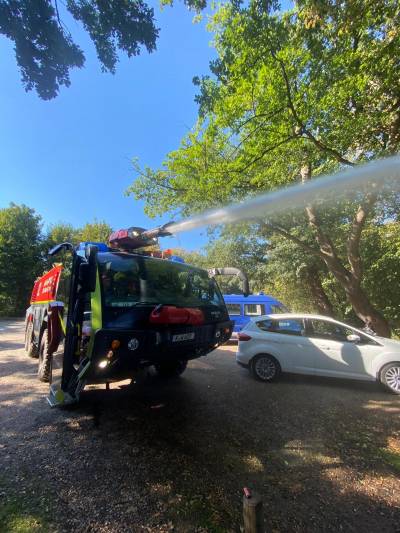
246 313 381 343
249 312 363 330
254 312 363 321
223 294 282 302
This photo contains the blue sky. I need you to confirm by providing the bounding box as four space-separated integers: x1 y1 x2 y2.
0 2 217 250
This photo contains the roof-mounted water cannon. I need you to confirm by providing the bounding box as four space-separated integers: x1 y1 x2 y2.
109 222 174 251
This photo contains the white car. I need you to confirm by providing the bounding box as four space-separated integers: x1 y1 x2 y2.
236 314 400 394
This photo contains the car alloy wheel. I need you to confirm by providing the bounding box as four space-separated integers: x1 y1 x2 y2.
252 355 279 382
384 364 400 393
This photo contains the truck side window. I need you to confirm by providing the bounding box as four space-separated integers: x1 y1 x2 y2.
270 304 285 314
226 303 241 315
244 304 265 316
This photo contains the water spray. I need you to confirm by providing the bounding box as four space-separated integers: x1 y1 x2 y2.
166 155 400 235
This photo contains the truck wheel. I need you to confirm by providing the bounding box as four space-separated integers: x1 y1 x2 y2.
38 330 52 383
25 322 38 359
155 360 187 378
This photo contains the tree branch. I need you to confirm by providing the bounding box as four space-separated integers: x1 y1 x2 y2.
346 193 377 281
270 49 355 166
53 0 62 28
133 163 187 193
259 220 324 258
235 107 285 133
300 163 353 284
234 135 296 174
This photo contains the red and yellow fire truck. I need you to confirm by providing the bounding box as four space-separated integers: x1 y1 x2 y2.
24 225 249 406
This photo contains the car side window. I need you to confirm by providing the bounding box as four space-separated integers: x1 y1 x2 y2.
256 319 303 336
256 319 274 331
244 304 265 316
309 320 350 342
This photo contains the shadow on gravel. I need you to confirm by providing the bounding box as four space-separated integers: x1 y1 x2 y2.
0 340 25 351
1 350 400 532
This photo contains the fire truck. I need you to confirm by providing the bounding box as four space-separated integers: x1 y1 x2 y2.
24 225 249 406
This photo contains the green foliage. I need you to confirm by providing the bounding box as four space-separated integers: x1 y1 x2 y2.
130 0 400 217
46 222 79 247
0 204 43 316
0 208 114 316
0 0 158 99
262 232 328 312
77 220 113 243
174 224 269 293
0 0 216 99
128 0 400 332
0 501 49 533
361 222 400 325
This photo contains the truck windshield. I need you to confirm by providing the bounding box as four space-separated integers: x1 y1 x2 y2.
97 252 224 308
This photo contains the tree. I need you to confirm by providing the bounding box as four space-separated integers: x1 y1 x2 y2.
175 225 270 293
0 0 158 99
129 0 400 336
263 232 336 316
77 220 113 243
46 222 79 247
0 204 43 316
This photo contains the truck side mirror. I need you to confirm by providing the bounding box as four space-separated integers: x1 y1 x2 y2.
48 242 74 256
79 245 98 292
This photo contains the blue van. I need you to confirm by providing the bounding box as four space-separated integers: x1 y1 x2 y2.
223 292 287 338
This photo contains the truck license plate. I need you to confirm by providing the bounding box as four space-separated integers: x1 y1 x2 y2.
172 332 195 342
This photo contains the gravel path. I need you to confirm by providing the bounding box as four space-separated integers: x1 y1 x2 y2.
0 319 399 532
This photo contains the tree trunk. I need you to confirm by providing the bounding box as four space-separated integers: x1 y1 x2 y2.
342 282 391 337
300 163 391 337
302 265 334 316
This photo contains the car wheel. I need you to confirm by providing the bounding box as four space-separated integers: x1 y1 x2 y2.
154 360 188 378
251 354 281 382
38 330 52 383
379 362 400 395
25 322 38 358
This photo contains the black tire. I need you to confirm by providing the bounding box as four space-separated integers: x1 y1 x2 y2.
379 362 400 395
250 354 281 382
38 330 52 383
155 360 188 378
25 322 38 359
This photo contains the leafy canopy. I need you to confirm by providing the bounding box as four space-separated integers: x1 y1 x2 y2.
129 0 400 217
127 0 400 334
0 0 199 99
0 204 43 315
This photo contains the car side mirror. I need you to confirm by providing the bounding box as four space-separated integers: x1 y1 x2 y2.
347 334 360 343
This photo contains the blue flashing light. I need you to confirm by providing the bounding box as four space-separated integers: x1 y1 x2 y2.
170 255 185 263
77 242 109 252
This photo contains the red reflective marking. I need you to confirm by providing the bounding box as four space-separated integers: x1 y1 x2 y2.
238 332 252 341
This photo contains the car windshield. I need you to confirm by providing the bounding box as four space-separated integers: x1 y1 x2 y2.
98 252 224 308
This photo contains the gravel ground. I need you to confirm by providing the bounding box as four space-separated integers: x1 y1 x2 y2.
0 319 399 532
